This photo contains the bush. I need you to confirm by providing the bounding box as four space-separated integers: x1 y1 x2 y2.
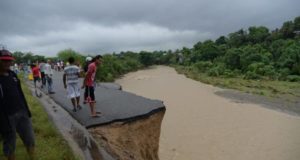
207 64 226 77
223 70 237 78
247 62 278 79
125 59 142 71
239 45 271 71
57 49 85 65
286 75 300 82
139 51 155 66
262 65 278 80
96 54 144 82
244 71 261 80
192 61 213 72
247 62 265 73
224 48 242 69
278 68 292 80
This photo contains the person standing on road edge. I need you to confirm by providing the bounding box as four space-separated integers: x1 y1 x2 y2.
0 49 35 160
63 57 82 112
83 56 92 103
82 55 102 117
44 60 55 94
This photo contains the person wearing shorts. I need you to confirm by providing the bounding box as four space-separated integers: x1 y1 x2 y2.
82 55 102 117
39 60 46 88
0 49 35 160
63 57 82 112
31 64 40 88
44 60 55 94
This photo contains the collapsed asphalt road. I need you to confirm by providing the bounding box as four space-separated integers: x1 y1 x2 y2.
42 71 165 128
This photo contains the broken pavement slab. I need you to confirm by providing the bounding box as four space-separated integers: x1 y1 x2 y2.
46 71 166 128
27 71 166 160
27 82 115 160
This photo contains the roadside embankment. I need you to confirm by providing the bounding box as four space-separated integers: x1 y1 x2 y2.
28 71 166 160
89 110 165 160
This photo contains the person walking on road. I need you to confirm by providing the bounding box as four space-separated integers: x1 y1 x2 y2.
44 60 55 94
0 49 35 160
39 60 46 88
82 55 102 117
31 64 40 88
31 64 42 97
63 57 82 112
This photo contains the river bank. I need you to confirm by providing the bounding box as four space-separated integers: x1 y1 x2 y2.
116 65 300 160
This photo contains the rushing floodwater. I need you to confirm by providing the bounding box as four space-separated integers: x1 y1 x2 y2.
116 65 300 160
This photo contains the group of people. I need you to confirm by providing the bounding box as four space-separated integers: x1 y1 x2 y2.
31 60 55 94
0 48 103 160
31 55 103 117
63 55 102 117
54 61 65 71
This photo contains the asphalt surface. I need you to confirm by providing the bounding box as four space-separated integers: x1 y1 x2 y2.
42 71 165 128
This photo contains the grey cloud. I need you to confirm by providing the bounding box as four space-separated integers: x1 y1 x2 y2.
0 0 299 56
3 22 210 56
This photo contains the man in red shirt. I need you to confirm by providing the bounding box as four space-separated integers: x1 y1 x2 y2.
31 64 40 88
82 55 102 117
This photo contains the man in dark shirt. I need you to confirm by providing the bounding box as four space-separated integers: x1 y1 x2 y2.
0 49 35 160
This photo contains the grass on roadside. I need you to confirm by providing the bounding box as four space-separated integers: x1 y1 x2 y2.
0 80 78 160
174 65 300 102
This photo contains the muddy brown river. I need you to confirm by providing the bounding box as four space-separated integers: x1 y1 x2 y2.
116 65 300 160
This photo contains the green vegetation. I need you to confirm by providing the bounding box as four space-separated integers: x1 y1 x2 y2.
174 65 300 101
0 80 78 160
96 52 142 81
13 51 47 64
96 51 176 81
57 49 86 65
95 16 300 99
12 16 300 99
168 16 300 100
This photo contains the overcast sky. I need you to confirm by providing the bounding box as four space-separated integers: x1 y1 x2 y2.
0 0 299 56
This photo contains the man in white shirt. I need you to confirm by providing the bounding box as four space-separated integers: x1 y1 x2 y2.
57 62 61 71
60 61 64 70
39 60 47 88
63 57 81 112
44 60 55 94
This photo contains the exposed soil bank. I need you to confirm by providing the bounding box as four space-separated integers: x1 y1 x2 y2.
89 110 165 160
26 82 114 160
116 65 300 160
28 77 165 160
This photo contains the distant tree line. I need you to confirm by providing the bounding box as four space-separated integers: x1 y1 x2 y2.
12 16 300 82
12 51 47 64
95 16 300 82
175 16 300 82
